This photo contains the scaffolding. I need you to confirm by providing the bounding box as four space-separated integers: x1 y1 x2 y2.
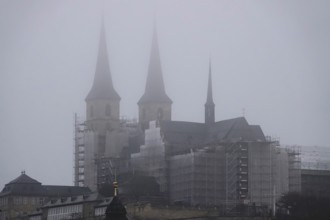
169 146 226 206
286 146 301 192
73 113 86 187
95 156 115 188
226 142 249 201
74 114 141 190
131 121 168 193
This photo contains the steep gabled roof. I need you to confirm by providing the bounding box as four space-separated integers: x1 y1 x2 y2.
208 117 261 142
160 121 206 145
159 117 267 152
85 20 120 101
161 121 206 134
138 26 172 104
250 125 266 142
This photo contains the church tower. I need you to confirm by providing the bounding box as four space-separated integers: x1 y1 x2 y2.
205 61 215 124
83 20 122 191
85 21 121 135
138 26 172 130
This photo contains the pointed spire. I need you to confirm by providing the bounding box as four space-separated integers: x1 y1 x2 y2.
206 60 214 106
138 25 172 104
205 59 215 124
86 18 120 101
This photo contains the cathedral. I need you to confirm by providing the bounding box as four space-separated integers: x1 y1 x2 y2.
74 21 295 211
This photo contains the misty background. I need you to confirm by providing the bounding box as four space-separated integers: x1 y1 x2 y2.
0 0 329 188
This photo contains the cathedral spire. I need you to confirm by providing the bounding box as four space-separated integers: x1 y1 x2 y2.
138 25 172 104
138 25 172 130
205 60 215 124
85 19 120 101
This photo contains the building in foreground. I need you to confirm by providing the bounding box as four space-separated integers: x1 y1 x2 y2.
42 193 111 220
301 169 330 198
299 146 330 198
0 172 91 220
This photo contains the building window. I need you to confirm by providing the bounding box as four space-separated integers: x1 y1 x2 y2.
14 197 22 205
0 197 8 206
142 108 146 120
105 104 111 116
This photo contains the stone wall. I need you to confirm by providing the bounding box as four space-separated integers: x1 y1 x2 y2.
126 203 273 220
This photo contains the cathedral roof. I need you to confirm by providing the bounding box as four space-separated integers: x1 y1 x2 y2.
138 26 172 104
206 117 265 142
249 125 267 141
86 20 120 101
160 117 267 155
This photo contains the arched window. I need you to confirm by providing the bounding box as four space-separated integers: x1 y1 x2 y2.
157 108 164 120
90 105 94 117
105 104 111 116
142 108 146 120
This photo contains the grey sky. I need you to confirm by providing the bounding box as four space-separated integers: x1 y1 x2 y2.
1 0 329 188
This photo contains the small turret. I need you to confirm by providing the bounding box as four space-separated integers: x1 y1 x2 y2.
105 180 128 220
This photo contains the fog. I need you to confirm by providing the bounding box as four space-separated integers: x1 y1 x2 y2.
0 0 329 188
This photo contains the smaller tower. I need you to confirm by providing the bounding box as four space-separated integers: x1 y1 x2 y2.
105 180 128 220
205 60 215 124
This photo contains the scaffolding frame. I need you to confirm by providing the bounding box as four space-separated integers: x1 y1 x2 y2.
225 141 249 215
73 113 86 187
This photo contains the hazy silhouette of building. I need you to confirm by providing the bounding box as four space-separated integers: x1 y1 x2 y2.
75 20 143 191
137 26 172 131
74 21 296 212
